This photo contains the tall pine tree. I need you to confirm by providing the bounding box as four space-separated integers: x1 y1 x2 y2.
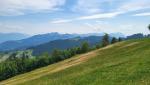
102 33 109 47
148 24 150 31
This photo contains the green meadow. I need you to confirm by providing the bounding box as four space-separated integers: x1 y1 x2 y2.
1 38 150 85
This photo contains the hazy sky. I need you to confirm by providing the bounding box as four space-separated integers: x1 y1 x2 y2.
0 0 150 35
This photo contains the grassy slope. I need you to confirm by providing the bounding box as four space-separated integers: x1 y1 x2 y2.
0 38 150 85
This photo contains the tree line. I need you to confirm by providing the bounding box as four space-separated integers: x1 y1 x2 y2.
0 34 122 81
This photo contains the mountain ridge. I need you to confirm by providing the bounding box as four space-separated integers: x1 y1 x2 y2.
0 32 125 52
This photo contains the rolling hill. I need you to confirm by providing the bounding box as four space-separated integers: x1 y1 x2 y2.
1 38 150 85
29 36 103 56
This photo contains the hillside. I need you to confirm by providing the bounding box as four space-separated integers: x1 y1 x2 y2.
30 36 103 56
0 38 150 85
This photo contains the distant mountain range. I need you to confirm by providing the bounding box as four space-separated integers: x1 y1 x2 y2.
126 33 145 39
0 33 29 44
29 36 104 56
109 32 125 38
0 32 125 52
74 32 125 38
0 32 78 51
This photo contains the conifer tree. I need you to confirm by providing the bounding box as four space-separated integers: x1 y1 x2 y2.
102 33 109 47
148 24 150 31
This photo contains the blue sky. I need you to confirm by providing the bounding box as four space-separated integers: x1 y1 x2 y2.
0 0 150 36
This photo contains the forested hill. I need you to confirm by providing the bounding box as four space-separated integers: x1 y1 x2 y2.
29 36 104 56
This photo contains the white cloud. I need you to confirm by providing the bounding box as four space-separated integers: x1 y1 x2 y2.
0 22 25 33
72 0 113 14
73 0 150 15
0 0 66 16
51 11 123 24
51 19 73 24
84 21 116 33
117 0 150 12
133 12 150 16
77 11 123 20
84 23 99 31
